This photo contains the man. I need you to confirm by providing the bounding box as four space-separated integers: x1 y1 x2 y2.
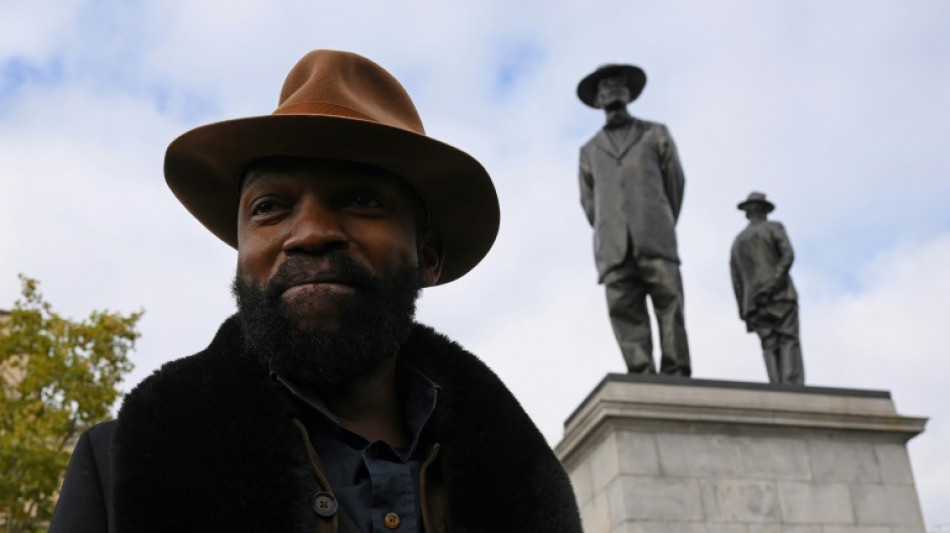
730 192 804 385
577 64 690 376
50 50 582 533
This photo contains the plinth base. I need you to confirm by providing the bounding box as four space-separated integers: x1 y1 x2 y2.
554 375 928 532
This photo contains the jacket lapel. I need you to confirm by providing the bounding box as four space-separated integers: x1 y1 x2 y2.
613 118 646 160
401 327 583 533
592 129 618 158
593 119 647 161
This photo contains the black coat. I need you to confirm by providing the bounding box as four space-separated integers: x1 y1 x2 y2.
49 317 582 533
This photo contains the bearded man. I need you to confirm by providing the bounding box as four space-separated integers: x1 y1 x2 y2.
50 50 582 533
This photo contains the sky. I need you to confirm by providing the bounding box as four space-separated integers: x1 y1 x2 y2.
2 0 949 528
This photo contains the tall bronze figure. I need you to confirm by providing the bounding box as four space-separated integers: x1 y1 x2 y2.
577 64 690 376
730 192 804 384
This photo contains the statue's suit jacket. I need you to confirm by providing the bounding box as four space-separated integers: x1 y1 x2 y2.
730 220 798 326
579 118 685 282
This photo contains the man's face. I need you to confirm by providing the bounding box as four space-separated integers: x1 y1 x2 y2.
232 157 443 388
595 75 632 109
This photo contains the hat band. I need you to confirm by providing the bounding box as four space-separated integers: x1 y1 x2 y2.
273 101 376 122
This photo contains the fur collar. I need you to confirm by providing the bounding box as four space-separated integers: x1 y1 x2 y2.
112 316 581 533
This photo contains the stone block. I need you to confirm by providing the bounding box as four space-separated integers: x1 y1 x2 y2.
809 440 880 483
781 527 821 533
667 523 715 533
735 437 810 480
617 430 661 476
609 476 704 523
581 490 611 533
746 525 780 533
590 432 621 492
656 433 737 478
890 527 927 533
821 526 889 533
569 458 594 506
619 523 742 533
619 523 670 533
706 525 749 533
874 443 915 485
777 481 854 524
701 479 779 522
851 484 924 526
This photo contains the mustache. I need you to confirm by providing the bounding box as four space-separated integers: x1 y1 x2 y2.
262 254 379 298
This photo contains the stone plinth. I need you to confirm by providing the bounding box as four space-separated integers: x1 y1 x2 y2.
555 375 928 533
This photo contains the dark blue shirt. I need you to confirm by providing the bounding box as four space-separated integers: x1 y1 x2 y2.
279 364 439 532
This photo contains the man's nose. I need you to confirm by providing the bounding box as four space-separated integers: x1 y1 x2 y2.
281 200 348 254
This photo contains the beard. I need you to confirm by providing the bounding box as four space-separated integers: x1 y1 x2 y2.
232 253 422 391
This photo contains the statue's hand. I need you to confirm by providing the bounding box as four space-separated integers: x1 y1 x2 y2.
769 275 787 294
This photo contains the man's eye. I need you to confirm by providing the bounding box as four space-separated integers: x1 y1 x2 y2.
250 201 279 216
348 193 383 208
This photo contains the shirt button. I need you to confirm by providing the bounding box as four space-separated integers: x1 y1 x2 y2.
384 512 401 529
311 492 337 517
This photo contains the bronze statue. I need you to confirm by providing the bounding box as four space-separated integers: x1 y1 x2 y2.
730 192 804 384
577 64 690 377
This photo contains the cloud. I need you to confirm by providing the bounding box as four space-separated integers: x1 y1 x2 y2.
0 0 85 59
491 39 546 101
0 56 66 106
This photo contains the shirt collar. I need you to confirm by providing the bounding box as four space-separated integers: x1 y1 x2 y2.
276 362 439 456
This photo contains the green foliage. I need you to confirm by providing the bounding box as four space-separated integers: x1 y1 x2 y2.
0 276 141 533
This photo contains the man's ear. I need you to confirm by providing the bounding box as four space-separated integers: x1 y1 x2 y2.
418 228 444 287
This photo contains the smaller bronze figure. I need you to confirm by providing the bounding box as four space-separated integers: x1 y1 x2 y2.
730 192 804 384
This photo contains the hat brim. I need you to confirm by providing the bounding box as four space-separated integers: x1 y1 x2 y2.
164 114 499 285
577 65 646 108
737 199 775 213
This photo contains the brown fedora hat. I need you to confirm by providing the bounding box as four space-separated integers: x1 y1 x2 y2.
576 63 647 108
737 191 776 213
164 50 499 285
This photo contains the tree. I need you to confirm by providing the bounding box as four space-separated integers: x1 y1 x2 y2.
0 276 141 533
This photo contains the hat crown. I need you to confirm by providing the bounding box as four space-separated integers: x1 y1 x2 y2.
577 63 647 108
276 50 426 135
165 49 499 284
737 191 776 212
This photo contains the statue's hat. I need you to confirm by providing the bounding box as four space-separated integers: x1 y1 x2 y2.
737 192 776 213
576 64 647 108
